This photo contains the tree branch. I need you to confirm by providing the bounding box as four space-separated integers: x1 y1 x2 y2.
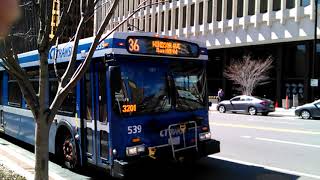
49 0 120 121
224 55 273 95
53 38 61 82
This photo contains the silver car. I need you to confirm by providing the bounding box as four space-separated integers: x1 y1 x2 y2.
217 95 275 115
295 100 320 119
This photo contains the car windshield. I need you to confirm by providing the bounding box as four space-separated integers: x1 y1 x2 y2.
112 60 206 115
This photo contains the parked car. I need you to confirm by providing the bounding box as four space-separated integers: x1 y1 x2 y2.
294 100 320 119
217 95 275 115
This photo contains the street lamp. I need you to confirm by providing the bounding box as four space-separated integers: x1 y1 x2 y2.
312 0 318 101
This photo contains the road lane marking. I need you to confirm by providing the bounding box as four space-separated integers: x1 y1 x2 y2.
241 135 251 138
255 137 320 148
245 119 302 125
209 155 320 179
211 122 320 135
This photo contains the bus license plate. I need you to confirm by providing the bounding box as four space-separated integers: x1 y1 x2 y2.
169 136 180 145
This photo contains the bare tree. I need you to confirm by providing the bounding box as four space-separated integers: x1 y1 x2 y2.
0 0 169 179
224 55 273 96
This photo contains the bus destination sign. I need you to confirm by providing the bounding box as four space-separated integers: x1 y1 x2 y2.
126 36 199 57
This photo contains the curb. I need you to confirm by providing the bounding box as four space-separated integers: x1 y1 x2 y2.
0 137 65 180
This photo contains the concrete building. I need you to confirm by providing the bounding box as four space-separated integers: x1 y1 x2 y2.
96 0 320 106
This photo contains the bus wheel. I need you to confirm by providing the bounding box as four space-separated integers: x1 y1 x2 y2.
62 135 78 169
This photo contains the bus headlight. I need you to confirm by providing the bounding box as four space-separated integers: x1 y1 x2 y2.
199 132 211 141
126 145 145 156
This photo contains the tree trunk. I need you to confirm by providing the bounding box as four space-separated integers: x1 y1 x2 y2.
34 115 50 180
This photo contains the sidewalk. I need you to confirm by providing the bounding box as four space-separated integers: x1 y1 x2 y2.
0 135 89 180
209 104 296 117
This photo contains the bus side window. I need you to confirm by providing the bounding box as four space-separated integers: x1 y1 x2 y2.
98 65 107 122
0 72 2 105
48 64 76 116
24 68 39 109
8 74 22 107
85 72 92 120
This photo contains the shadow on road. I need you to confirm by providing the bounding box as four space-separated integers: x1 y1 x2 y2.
83 157 299 180
0 133 300 180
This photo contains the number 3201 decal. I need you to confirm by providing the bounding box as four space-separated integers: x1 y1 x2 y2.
128 125 142 134
122 104 136 113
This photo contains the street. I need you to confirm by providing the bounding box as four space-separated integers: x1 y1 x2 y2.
209 111 320 180
1 111 320 180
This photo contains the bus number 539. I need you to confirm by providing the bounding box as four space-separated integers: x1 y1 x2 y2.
128 125 142 134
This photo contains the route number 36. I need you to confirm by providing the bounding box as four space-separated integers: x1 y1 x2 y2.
128 125 142 134
128 38 140 52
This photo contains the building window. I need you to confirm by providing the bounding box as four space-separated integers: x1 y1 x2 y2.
286 0 295 9
168 10 172 30
248 0 255 15
217 0 222 21
161 11 164 31
207 0 213 23
199 2 203 25
227 0 232 19
175 8 179 29
237 0 244 17
190 4 195 26
143 16 145 31
301 0 310 6
149 15 152 32
155 13 158 32
273 0 281 11
260 0 268 13
283 44 307 78
183 6 187 27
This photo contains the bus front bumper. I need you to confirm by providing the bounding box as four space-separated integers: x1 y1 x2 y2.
111 139 220 178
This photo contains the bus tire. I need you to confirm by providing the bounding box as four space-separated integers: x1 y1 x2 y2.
56 128 79 170
62 135 79 169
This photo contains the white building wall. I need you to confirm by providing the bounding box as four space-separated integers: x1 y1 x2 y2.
94 0 319 50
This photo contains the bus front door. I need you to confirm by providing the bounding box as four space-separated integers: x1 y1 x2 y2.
83 62 110 167
0 109 4 133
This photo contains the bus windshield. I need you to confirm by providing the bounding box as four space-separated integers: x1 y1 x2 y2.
112 60 206 116
170 61 206 111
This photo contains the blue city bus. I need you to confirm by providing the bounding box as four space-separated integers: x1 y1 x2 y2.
0 32 220 178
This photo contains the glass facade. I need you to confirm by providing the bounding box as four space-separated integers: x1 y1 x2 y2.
207 40 320 106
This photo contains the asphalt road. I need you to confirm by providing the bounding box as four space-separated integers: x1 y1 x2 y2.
209 111 320 180
1 112 319 180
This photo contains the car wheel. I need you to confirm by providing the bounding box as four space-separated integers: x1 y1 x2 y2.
248 106 257 115
218 105 226 113
300 110 311 119
261 112 269 116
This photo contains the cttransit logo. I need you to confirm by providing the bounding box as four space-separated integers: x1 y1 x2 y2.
49 45 73 60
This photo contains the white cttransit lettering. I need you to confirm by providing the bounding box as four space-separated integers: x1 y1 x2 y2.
49 46 73 60
160 128 183 137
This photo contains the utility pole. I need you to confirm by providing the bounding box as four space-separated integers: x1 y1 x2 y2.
312 0 318 101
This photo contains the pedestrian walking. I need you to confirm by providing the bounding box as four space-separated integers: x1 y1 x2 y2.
217 88 224 102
